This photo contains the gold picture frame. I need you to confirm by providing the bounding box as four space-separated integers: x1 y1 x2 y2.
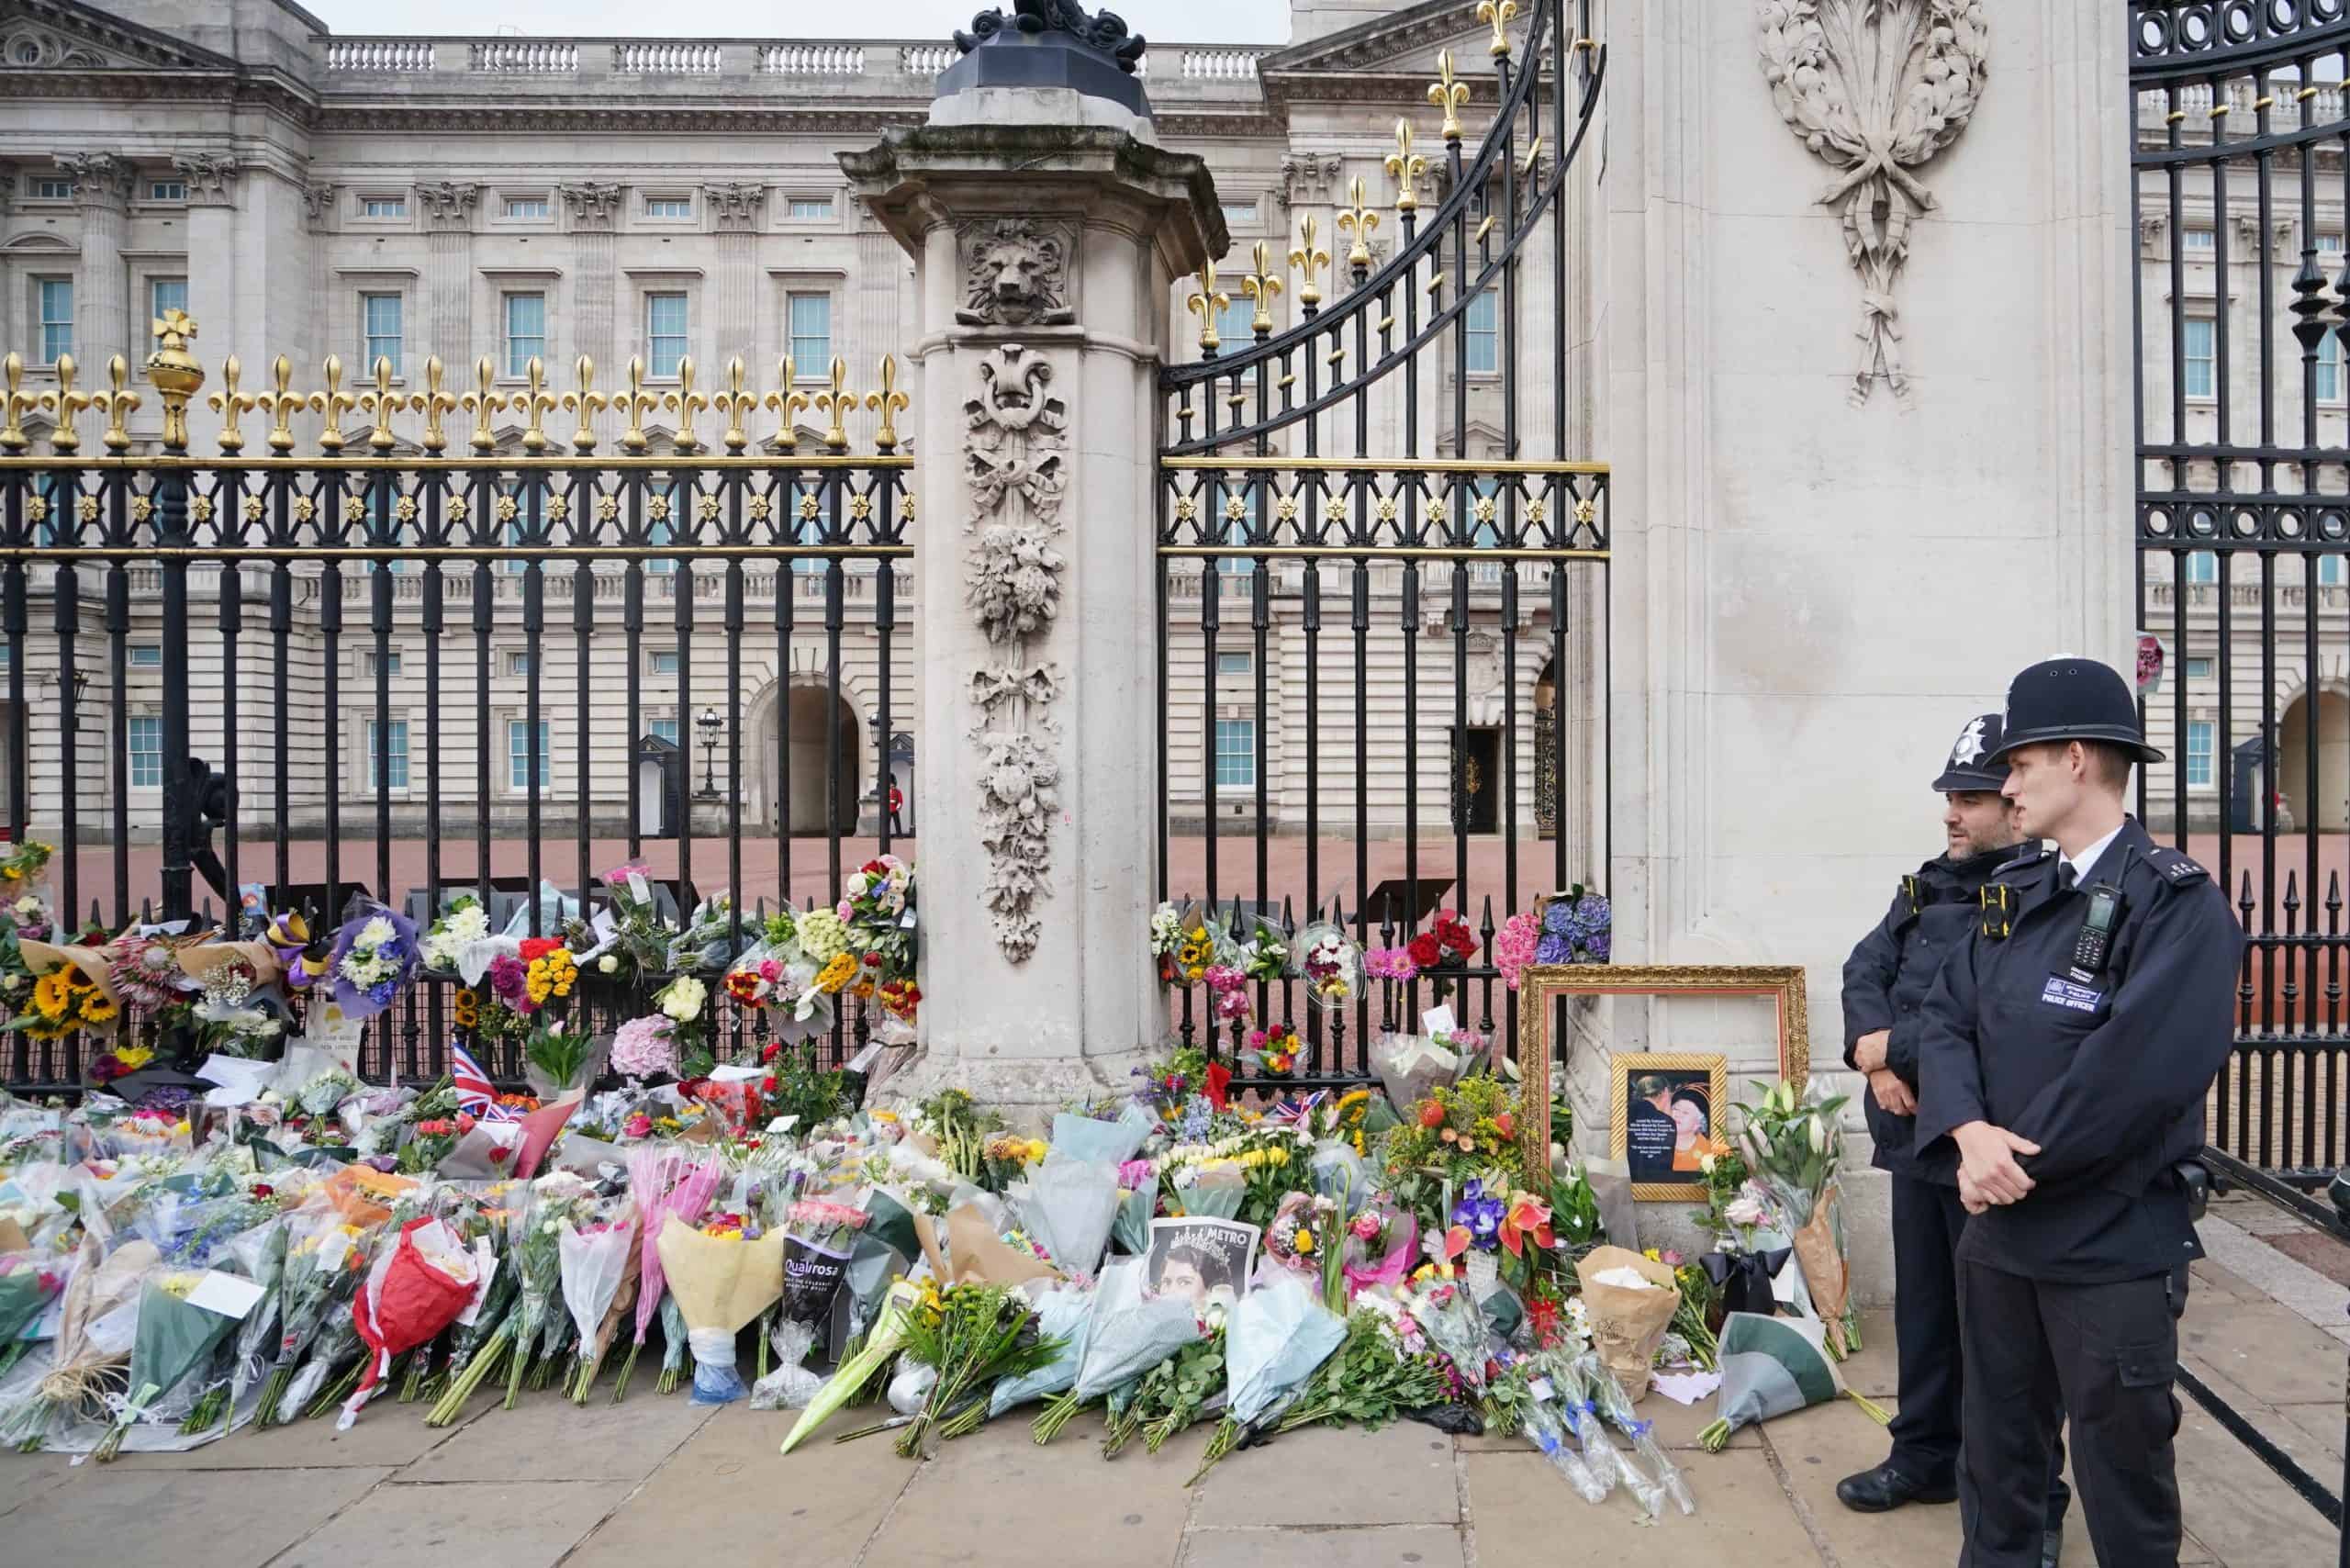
1513 964 1811 1182
1607 1052 1729 1202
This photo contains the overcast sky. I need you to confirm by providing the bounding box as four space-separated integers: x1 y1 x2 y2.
304 1 1292 45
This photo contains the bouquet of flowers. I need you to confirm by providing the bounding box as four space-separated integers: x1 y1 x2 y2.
722 947 835 1046
1534 886 1610 965
608 1014 677 1082
892 1281 1063 1456
1291 922 1360 1009
1032 1257 1204 1443
1188 1272 1350 1481
1341 1200 1417 1299
606 1148 722 1401
1407 910 1480 976
6 947 118 1043
1737 1078 1859 1357
257 1206 368 1428
1106 1321 1225 1457
1235 920 1291 987
187 958 285 1059
669 892 738 974
655 1210 787 1405
1698 1310 1889 1451
0 1236 155 1449
778 1279 917 1454
1194 1302 1448 1482
103 930 194 1024
1149 902 1193 990
1202 964 1252 1029
327 902 420 1022
0 1250 66 1379
337 1215 480 1428
559 1198 641 1402
504 1171 595 1409
1263 1190 1337 1280
1113 1159 1157 1256
1243 1025 1301 1078
1009 1157 1119 1280
653 974 714 1079
523 1018 596 1100
419 893 493 974
839 855 916 982
1574 1245 1680 1404
92 1269 241 1460
1490 910 1539 991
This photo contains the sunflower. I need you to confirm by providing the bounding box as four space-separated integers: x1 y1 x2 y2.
30 969 73 1019
453 988 480 1028
82 994 121 1025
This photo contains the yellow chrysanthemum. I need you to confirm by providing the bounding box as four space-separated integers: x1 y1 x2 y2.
814 953 857 994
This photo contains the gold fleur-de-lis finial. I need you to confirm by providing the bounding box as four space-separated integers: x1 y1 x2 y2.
1187 261 1231 353
462 357 507 455
514 356 555 454
362 355 404 453
561 354 608 454
1336 177 1381 273
258 355 304 454
143 309 202 452
206 354 257 455
812 357 857 453
763 357 809 452
309 354 354 454
1241 241 1283 336
865 354 909 454
716 356 757 454
1288 215 1331 310
1 353 39 453
619 354 657 454
39 355 92 455
93 354 141 454
414 356 457 454
1384 119 1428 215
666 356 710 456
1428 50 1472 143
1475 0 1516 57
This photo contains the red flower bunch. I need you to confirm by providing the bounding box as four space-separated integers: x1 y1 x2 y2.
878 978 922 1021
1407 912 1479 970
518 936 564 964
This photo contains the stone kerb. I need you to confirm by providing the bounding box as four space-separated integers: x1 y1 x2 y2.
842 127 1219 1114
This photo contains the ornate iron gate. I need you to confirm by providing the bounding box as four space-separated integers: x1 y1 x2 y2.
2132 0 2350 1187
1155 0 1609 1081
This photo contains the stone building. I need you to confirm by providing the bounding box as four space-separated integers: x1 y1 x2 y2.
0 0 1588 856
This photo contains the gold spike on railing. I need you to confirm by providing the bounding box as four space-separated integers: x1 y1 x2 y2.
1385 119 1427 216
763 357 808 452
718 356 756 454
1428 50 1472 144
415 356 457 454
866 354 908 455
462 357 506 455
619 354 657 454
1288 215 1331 309
1519 136 1544 181
95 355 140 454
667 356 709 456
514 356 555 454
310 355 354 454
259 355 302 454
561 355 607 454
1 354 36 453
206 354 254 455
1187 261 1230 353
40 354 89 455
145 308 202 454
362 355 403 453
1337 178 1380 274
1475 0 1517 58
812 357 857 454
1242 241 1283 337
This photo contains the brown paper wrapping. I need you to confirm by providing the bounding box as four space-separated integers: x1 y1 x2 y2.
944 1204 1058 1288
1575 1244 1680 1406
0 1216 28 1253
176 938 285 988
911 1210 949 1282
1791 1180 1851 1359
654 1213 786 1334
17 939 118 1004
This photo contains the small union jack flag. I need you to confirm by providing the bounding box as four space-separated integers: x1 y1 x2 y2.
449 1042 520 1122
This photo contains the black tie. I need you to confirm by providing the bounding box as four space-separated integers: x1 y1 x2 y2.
2058 863 2077 891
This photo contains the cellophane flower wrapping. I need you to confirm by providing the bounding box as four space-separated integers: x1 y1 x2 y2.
1706 1310 1845 1440
1572 1346 1695 1516
1049 1105 1155 1168
1012 1156 1119 1281
326 901 420 1023
0 1249 66 1348
626 1148 723 1359
746 1314 827 1409
1071 1257 1203 1404
1520 1394 1609 1504
116 1272 239 1434
557 1206 639 1372
1223 1273 1348 1429
988 1282 1093 1418
1112 1182 1155 1257
1 1236 152 1447
1307 1139 1369 1223
1373 1033 1462 1111
1170 1163 1246 1222
1340 1204 1417 1300
341 1215 477 1427
654 1213 785 1405
1542 1350 1628 1500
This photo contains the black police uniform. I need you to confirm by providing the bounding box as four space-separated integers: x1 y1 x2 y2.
1915 660 2244 1568
1838 714 2066 1532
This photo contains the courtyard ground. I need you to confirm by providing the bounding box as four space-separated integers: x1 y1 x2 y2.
4 1188 2342 1568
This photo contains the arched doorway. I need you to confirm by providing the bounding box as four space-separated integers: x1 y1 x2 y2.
1533 657 1559 839
2278 689 2350 833
757 683 863 835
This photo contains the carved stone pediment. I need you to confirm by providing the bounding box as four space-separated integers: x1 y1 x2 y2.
956 217 1077 328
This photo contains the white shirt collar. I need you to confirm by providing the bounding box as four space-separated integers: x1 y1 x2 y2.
2061 822 2126 887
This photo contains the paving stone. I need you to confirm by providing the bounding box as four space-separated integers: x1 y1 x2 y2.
2197 1216 2350 1333
394 1383 713 1483
2178 1298 2346 1407
273 1479 613 1568
1180 1524 1466 1568
1832 1308 1902 1400
2190 1258 2273 1305
0 1450 77 1519
2266 1230 2350 1291
1757 1394 2008 1568
109 1406 465 1472
2172 1406 2343 1568
864 1410 1190 1568
1198 1421 1458 1526
0 1464 390 1568
566 1403 916 1566
1463 1448 1819 1563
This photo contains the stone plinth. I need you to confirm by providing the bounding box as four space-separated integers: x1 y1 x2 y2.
842 125 1221 1110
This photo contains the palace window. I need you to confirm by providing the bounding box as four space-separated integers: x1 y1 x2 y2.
788 292 832 372
650 650 680 676
1216 650 1253 677
128 645 162 668
2320 554 2346 586
361 293 403 377
361 196 407 218
504 292 546 376
643 196 693 219
2183 552 2218 584
1214 296 1256 352
505 196 550 218
366 720 410 791
1214 718 1256 790
128 715 162 789
148 179 185 202
2185 720 2215 788
507 719 552 790
2319 328 2345 404
2185 656 2213 679
2183 226 2215 254
2183 319 2216 399
150 278 186 339
37 279 72 364
367 649 403 678
646 292 688 376
1465 289 1499 375
30 177 71 201
650 717 680 745
787 196 834 219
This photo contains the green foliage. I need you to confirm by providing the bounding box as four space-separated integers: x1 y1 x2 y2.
767 1042 852 1131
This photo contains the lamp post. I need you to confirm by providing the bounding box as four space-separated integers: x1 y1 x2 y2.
695 705 721 799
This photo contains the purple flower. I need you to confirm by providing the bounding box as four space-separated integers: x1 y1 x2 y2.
1578 926 1611 963
1535 932 1573 965
1542 901 1582 938
1451 1178 1505 1250
487 953 530 1006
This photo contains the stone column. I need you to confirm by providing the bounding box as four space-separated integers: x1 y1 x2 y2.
845 45 1217 1105
173 152 241 357
703 182 764 368
1589 0 2132 1295
57 152 132 373
559 183 621 375
415 181 478 372
297 181 338 375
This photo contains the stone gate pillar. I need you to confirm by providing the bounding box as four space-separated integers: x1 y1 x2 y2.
843 10 1220 1105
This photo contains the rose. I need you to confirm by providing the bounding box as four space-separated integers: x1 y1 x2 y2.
598 954 618 974
1407 933 1442 968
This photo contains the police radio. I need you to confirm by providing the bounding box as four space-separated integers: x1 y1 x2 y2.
2068 884 2123 982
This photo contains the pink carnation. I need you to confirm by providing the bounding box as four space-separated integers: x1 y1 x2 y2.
610 1014 676 1079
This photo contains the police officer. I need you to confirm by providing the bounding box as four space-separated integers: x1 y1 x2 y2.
1835 713 2069 1564
1917 658 2244 1568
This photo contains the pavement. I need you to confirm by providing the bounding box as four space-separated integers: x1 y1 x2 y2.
3 1207 2344 1568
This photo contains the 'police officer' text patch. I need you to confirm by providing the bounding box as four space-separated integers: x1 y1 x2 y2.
2040 976 2105 1014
